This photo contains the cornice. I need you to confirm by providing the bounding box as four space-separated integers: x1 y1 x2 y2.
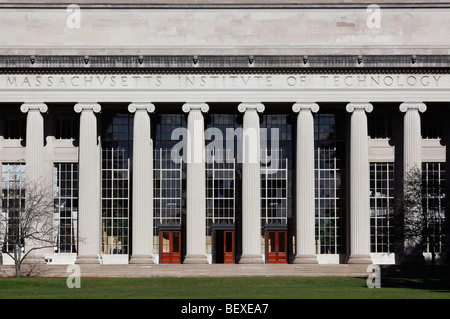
2 3 450 10
1 55 450 74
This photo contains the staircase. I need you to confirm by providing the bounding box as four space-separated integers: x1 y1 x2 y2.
0 263 373 277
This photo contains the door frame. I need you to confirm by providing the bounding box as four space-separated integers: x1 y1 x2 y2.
212 224 235 264
159 224 182 264
264 224 288 264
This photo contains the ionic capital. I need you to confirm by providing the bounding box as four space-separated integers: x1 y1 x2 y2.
238 102 265 113
182 102 209 113
128 103 155 113
399 102 427 113
292 102 319 113
346 103 373 113
74 103 101 113
20 103 48 114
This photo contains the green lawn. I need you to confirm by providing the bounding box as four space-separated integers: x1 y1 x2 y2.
0 277 449 299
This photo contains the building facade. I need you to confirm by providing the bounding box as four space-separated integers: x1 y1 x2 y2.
0 1 449 266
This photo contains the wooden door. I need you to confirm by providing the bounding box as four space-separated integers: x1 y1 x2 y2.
266 230 287 263
160 230 181 264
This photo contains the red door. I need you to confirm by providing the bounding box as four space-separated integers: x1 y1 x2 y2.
223 231 234 264
266 230 287 264
213 230 234 264
160 231 181 264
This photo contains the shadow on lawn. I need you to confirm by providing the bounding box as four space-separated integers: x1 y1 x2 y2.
381 277 450 293
376 265 450 294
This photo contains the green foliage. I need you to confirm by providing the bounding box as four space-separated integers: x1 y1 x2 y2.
402 166 424 240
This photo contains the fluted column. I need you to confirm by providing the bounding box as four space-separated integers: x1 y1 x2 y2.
21 103 50 263
400 102 427 264
292 103 319 264
346 103 373 264
400 103 426 172
128 103 155 264
182 103 209 264
21 103 47 183
74 103 101 264
238 102 264 264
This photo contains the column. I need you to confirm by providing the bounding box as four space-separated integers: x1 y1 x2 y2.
292 102 319 264
399 102 427 264
346 103 373 264
400 103 426 172
238 102 264 264
182 103 209 264
128 103 155 264
74 103 101 264
21 103 51 263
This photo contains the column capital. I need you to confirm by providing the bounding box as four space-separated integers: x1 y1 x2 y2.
182 102 209 113
74 103 101 113
346 103 373 113
20 103 47 113
399 102 427 113
292 102 319 113
128 103 155 113
238 102 265 113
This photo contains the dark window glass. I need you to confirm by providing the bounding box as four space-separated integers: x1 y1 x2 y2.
4 116 26 139
368 115 392 139
314 113 346 254
422 162 446 253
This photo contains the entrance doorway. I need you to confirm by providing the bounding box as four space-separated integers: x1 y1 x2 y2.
160 230 181 264
266 230 287 263
213 229 234 264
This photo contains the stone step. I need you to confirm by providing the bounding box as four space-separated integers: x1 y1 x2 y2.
1 264 374 277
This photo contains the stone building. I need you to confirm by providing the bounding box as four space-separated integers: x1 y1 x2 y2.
0 0 448 266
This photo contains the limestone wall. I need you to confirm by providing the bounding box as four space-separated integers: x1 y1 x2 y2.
0 4 449 55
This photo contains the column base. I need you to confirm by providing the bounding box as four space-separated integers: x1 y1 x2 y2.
347 254 372 264
183 254 209 264
239 254 264 264
129 254 155 264
293 254 319 264
75 255 101 264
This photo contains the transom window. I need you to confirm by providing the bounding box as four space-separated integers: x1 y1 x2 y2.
206 155 235 228
260 114 292 234
153 148 183 230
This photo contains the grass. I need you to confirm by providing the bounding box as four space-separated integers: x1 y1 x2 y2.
0 276 449 299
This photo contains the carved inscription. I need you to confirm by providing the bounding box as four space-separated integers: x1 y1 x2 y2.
2 74 445 89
